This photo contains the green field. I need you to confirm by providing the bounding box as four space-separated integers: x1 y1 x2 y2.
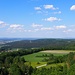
25 62 47 68
23 50 72 62
23 52 49 62
23 50 75 68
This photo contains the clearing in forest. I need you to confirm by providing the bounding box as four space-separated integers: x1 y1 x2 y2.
41 50 75 54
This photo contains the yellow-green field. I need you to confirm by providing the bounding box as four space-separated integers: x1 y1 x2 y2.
23 50 75 68
41 50 75 54
23 50 75 62
25 62 47 68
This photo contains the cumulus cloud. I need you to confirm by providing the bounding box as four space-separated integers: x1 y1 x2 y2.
54 11 61 14
0 21 7 27
32 23 43 28
44 5 58 10
54 25 66 29
34 7 41 10
10 24 23 29
70 5 75 10
34 28 39 31
44 17 61 22
41 27 52 30
8 24 25 32
63 29 73 33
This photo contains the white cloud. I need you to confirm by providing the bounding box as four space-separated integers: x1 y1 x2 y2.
34 7 41 10
63 29 73 33
54 25 66 29
44 5 58 10
8 24 25 32
36 11 42 14
54 11 61 14
44 17 61 22
28 30 33 32
10 24 23 29
0 21 7 27
35 28 39 31
32 23 43 28
41 27 52 30
70 5 75 10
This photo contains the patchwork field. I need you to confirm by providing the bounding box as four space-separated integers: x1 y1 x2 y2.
23 50 75 62
41 50 75 54
23 50 75 68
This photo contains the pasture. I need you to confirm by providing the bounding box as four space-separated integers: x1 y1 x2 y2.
23 50 75 62
23 50 75 68
41 50 75 54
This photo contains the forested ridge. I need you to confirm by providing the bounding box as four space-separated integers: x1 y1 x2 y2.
1 39 75 50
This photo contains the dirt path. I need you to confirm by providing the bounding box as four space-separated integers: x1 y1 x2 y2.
36 64 47 68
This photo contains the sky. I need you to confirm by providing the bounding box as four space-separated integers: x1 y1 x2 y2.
0 0 75 38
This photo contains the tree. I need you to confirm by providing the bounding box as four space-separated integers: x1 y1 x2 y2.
68 64 75 75
9 64 22 75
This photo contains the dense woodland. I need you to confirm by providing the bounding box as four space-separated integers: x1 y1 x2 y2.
1 39 75 50
0 48 75 75
0 39 75 75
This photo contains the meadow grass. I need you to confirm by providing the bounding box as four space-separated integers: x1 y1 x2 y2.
25 62 64 68
23 52 46 62
25 62 47 68
44 63 65 68
23 51 68 62
23 50 73 68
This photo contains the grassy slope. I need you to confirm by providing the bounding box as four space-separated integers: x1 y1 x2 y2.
23 50 75 68
23 52 46 62
25 62 47 68
23 51 69 62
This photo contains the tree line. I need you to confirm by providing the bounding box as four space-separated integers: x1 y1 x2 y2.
1 39 75 50
0 48 75 75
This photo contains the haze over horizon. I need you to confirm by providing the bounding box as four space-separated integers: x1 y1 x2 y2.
0 0 75 38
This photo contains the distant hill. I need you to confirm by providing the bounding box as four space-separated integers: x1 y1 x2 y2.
0 38 38 45
2 38 75 50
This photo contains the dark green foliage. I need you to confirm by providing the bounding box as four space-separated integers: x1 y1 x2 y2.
9 64 22 75
66 52 75 68
0 67 8 75
68 64 75 75
32 66 64 75
1 39 75 50
0 46 75 75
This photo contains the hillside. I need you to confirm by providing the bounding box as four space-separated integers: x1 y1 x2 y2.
1 39 75 50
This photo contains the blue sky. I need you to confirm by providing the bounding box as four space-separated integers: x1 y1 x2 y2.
0 0 75 38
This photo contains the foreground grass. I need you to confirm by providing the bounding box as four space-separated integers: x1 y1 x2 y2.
25 62 47 68
25 62 64 68
45 63 65 68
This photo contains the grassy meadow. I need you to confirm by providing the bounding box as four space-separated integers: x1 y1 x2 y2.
23 50 75 62
23 50 75 68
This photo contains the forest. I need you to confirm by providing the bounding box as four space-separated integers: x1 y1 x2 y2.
0 39 75 75
0 48 75 75
1 39 75 51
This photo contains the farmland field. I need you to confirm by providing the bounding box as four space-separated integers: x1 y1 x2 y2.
41 50 75 54
23 50 75 62
23 50 75 68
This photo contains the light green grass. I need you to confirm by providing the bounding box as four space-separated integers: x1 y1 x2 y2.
44 63 64 68
25 62 46 68
23 50 75 62
25 62 64 68
23 51 67 62
23 50 75 68
23 52 47 62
